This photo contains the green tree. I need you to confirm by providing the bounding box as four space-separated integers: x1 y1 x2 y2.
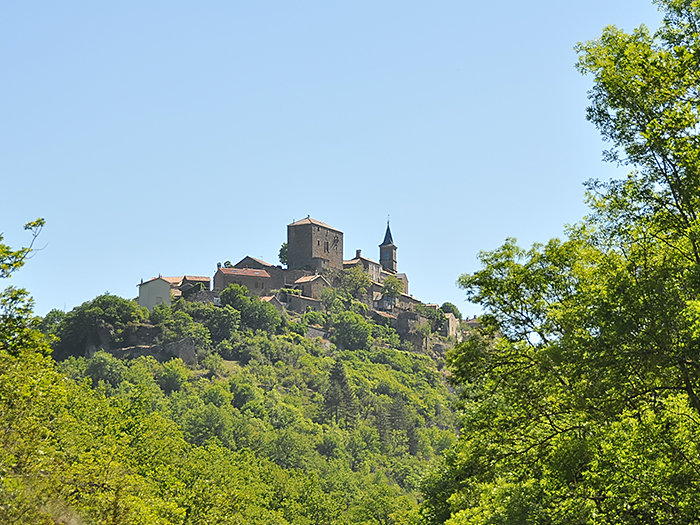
279 242 288 266
440 302 462 320
85 350 127 389
0 218 44 279
421 3 700 523
220 283 281 334
324 358 358 427
415 303 446 332
343 266 372 300
382 275 404 300
156 357 191 394
52 293 148 360
332 311 371 351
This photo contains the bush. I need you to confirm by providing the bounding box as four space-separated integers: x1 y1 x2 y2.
332 311 371 351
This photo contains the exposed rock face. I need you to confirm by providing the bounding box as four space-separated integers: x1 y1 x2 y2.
82 322 196 365
123 324 162 347
306 326 328 340
85 319 114 358
393 311 422 337
110 337 197 365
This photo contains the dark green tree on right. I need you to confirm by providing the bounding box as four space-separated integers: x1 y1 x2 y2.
420 2 700 523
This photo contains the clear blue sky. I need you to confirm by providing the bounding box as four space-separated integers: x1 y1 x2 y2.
1 1 662 318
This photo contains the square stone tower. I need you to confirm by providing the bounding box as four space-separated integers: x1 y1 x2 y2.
287 217 344 271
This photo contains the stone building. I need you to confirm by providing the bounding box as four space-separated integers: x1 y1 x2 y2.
234 256 286 290
287 216 343 271
293 274 332 300
213 267 271 295
343 249 383 282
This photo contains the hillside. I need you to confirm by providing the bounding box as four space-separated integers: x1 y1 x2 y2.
1 277 465 524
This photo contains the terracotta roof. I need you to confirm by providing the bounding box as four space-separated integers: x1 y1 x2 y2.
375 311 396 320
219 268 270 278
288 217 342 233
161 276 184 286
294 275 323 284
184 275 210 282
260 295 275 302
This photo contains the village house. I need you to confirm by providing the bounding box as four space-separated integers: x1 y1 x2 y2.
138 275 211 310
292 274 332 300
343 249 383 282
213 266 271 295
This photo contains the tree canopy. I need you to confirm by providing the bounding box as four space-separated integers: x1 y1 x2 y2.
420 2 700 523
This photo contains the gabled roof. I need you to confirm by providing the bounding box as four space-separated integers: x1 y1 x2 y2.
218 268 271 278
344 256 380 266
184 275 210 282
380 222 395 247
140 276 174 287
294 274 330 285
236 256 275 267
288 216 342 233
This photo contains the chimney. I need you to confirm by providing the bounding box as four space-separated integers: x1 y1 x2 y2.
217 262 222 269
356 249 362 258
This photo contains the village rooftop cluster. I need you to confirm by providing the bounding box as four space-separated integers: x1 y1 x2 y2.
137 217 465 339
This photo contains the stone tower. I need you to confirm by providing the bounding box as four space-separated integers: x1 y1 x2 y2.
287 216 344 271
379 221 397 274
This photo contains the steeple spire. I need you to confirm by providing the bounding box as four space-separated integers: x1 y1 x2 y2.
380 219 395 247
379 219 397 274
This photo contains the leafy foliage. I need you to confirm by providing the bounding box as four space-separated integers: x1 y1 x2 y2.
421 3 700 523
439 302 461 320
382 275 404 300
343 266 372 300
279 241 288 266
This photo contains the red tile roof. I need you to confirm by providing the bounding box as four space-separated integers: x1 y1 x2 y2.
184 275 210 282
219 268 271 278
161 276 184 285
294 275 323 284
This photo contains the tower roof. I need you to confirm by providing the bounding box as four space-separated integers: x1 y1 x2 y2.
288 216 342 233
380 222 395 247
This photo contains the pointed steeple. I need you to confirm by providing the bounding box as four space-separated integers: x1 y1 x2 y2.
380 220 395 247
379 219 397 274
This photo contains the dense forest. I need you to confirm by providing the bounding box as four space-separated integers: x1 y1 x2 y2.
1 268 462 523
5 1 700 523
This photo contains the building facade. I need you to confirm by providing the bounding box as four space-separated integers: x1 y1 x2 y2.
287 217 344 271
213 267 272 295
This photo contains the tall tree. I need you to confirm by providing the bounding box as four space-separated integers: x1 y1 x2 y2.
421 3 700 523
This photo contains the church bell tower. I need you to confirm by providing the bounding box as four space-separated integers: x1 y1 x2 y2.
379 221 397 274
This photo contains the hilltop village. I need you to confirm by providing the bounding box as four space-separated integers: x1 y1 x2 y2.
137 217 468 342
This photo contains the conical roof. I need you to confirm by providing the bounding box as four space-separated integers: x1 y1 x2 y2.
380 222 395 247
